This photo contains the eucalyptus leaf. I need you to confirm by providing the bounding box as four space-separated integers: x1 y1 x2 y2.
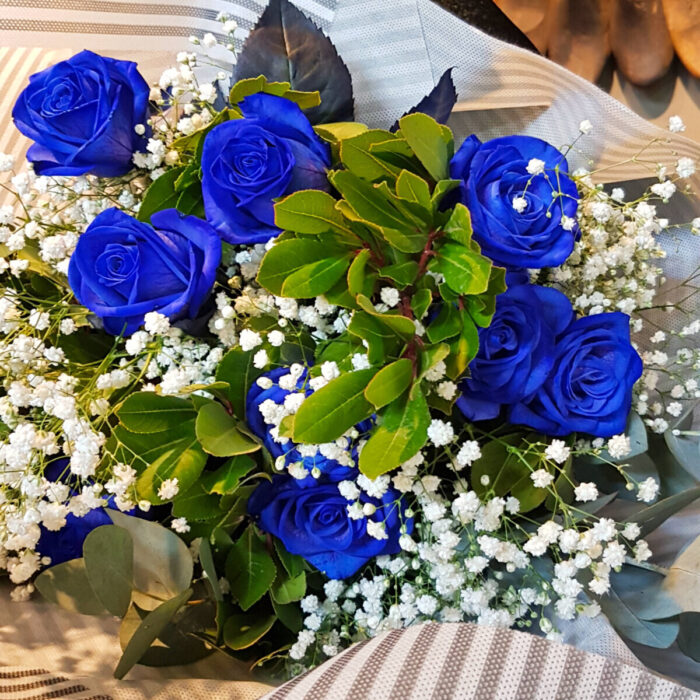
636 486 700 538
35 559 107 616
83 525 133 617
114 588 193 679
108 510 193 609
678 612 700 662
663 533 700 612
199 537 222 602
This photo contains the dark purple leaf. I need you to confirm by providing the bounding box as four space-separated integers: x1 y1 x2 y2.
234 0 353 124
391 68 457 132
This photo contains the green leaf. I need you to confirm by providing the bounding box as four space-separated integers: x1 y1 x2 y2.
329 170 412 232
195 402 260 457
347 248 371 296
271 571 306 604
225 525 276 611
114 588 193 679
274 539 305 578
216 347 264 419
364 358 413 409
678 612 700 662
315 121 368 142
272 599 303 633
171 483 222 521
665 428 700 480
83 525 133 617
137 167 184 223
636 486 700 538
466 266 507 328
411 289 433 321
380 260 418 287
598 584 678 649
35 559 107 616
339 129 402 180
608 564 681 621
378 224 429 254
201 455 256 495
426 302 462 343
117 393 195 434
281 252 352 298
257 238 347 296
472 437 546 513
446 316 480 380
418 342 451 381
274 189 349 235
396 170 432 209
293 369 377 443
136 441 208 504
355 293 416 342
359 390 430 478
106 422 196 472
443 203 473 246
431 179 462 210
224 613 276 650
432 241 491 295
347 311 399 364
399 112 452 181
198 538 222 602
108 510 193 610
663 533 700 612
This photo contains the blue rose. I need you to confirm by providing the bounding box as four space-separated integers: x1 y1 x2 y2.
246 367 372 487
248 475 411 579
201 93 331 245
36 459 151 566
12 50 149 177
457 284 574 421
449 135 579 269
510 312 643 437
68 208 221 336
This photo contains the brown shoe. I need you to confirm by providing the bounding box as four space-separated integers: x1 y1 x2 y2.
610 0 674 85
546 0 611 82
492 0 551 53
662 0 700 78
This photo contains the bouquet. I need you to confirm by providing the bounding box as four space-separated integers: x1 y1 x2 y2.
1 0 698 682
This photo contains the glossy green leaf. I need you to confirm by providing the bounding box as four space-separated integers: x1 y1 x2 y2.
411 289 433 321
446 316 480 380
364 358 413 409
83 526 133 617
281 252 352 298
380 260 418 287
215 348 264 418
257 238 343 295
199 537 222 602
315 121 368 142
443 203 473 246
293 369 376 443
396 170 432 209
136 441 208 504
271 571 306 605
137 167 184 223
339 129 401 180
432 241 491 295
35 559 107 616
172 483 222 521
114 588 193 679
355 293 416 342
399 112 452 181
225 525 276 611
224 613 276 650
117 393 195 434
274 189 350 235
431 179 461 209
195 402 260 457
274 539 305 578
347 311 398 364
347 248 371 296
426 302 462 343
359 390 430 478
201 455 257 495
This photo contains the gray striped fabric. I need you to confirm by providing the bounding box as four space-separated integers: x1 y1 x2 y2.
0 667 110 700
264 622 700 700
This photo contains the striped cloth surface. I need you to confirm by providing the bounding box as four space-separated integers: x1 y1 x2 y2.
265 622 700 700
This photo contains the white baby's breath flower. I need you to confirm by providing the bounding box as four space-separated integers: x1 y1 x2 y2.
158 478 179 500
531 469 554 488
544 440 570 464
